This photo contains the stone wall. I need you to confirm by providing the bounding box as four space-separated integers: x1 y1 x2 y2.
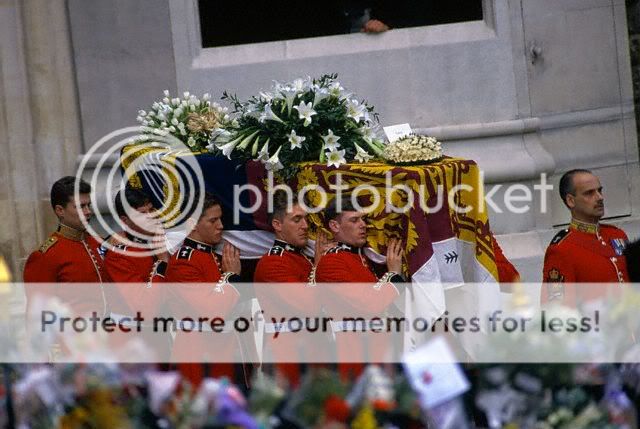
0 0 82 290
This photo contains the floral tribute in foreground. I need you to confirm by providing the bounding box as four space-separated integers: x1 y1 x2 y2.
215 74 386 179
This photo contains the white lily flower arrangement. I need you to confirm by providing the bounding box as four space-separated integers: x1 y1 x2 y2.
216 74 386 179
382 134 443 165
135 90 232 152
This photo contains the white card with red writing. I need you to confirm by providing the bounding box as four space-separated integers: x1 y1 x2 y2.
402 336 470 408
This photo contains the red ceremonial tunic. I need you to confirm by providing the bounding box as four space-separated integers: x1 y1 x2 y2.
254 240 322 385
315 243 403 379
542 220 629 305
104 235 167 317
492 234 520 286
103 234 169 359
164 237 240 385
23 224 110 316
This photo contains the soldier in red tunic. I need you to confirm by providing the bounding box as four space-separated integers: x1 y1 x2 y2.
24 176 109 316
254 190 333 386
315 197 405 380
542 169 629 305
164 193 242 386
103 188 170 359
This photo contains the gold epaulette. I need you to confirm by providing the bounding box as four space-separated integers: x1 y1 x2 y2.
39 235 59 253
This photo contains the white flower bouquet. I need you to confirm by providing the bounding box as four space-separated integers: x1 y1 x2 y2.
382 134 443 165
136 90 233 151
214 74 386 178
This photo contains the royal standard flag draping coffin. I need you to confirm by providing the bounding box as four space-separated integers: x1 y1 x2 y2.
122 147 277 256
122 148 501 354
291 160 502 355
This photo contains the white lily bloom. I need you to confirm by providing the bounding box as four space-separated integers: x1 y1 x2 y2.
293 101 317 127
265 146 283 171
171 118 179 126
347 100 366 122
183 91 190 98
203 93 211 101
340 92 354 101
358 125 375 143
321 129 341 150
162 97 170 104
259 103 284 123
313 87 330 106
326 148 346 168
257 140 270 162
187 137 196 147
292 77 310 92
218 139 239 159
136 116 143 123
328 81 344 97
354 143 374 163
259 91 274 103
172 98 180 106
288 130 306 150
163 90 170 96
292 79 303 91
272 81 285 96
281 86 298 112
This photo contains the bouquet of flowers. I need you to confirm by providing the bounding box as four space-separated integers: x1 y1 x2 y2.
215 74 386 178
136 90 234 151
382 134 442 165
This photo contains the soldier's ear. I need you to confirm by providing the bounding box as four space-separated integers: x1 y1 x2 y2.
328 219 340 234
53 204 65 219
566 194 576 209
272 218 282 234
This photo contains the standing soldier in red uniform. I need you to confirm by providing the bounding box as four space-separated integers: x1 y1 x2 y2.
254 190 333 386
103 188 170 359
24 176 109 316
542 169 629 304
315 197 405 380
164 193 242 386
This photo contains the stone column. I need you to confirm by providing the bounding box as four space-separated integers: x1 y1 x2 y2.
0 0 83 283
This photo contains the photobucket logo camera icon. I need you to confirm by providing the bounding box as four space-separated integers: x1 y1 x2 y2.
75 127 205 258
